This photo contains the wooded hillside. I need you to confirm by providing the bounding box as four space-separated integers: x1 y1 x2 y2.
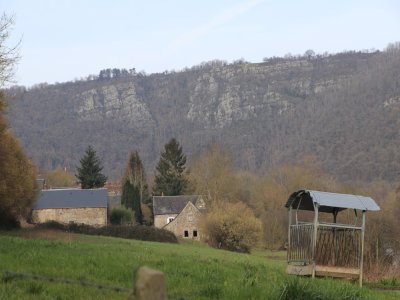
6 47 400 182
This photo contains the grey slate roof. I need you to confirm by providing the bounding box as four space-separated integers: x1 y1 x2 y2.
285 190 380 213
153 195 202 215
33 188 108 209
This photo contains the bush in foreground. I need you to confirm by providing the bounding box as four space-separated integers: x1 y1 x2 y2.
37 221 178 243
202 201 262 253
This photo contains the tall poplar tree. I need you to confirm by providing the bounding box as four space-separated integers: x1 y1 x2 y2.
121 181 142 224
121 151 146 224
153 138 189 196
76 145 107 189
123 151 150 204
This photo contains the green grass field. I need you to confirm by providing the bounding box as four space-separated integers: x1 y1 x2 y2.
0 229 399 299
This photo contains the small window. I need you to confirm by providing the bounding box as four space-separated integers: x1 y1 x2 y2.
184 230 189 237
193 230 198 237
167 217 174 224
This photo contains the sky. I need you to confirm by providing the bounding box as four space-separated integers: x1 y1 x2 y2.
2 0 400 86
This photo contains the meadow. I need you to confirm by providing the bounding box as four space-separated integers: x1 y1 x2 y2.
0 229 398 299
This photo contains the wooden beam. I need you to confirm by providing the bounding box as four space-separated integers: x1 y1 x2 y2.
287 206 292 263
315 266 359 279
359 210 366 287
312 203 319 279
287 265 360 278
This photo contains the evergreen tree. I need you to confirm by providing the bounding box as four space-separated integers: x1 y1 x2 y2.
121 151 146 224
121 180 133 208
153 138 189 196
121 181 143 224
76 145 107 189
123 151 150 204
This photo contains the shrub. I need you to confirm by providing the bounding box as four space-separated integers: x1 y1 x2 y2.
202 201 262 253
36 221 178 243
109 207 134 225
93 225 178 243
37 220 66 230
0 211 20 230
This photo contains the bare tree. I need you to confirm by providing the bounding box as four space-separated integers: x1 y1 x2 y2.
0 14 20 87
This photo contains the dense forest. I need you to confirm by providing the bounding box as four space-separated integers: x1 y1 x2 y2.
5 45 400 183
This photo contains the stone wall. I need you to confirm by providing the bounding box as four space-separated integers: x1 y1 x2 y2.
32 207 107 227
164 202 202 240
154 214 177 229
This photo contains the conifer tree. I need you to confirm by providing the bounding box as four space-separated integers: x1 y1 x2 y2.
153 138 189 196
121 184 143 224
121 181 143 223
76 145 107 189
123 151 150 204
121 151 146 224
121 181 135 208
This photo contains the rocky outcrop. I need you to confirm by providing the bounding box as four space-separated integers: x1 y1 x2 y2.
74 82 154 129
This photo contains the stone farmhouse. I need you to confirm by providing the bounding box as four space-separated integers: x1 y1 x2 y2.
32 188 108 226
153 195 206 240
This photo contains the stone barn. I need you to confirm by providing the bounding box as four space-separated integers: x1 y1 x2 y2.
153 195 206 240
32 188 108 226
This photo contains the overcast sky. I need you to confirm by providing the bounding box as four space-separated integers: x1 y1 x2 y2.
3 0 400 86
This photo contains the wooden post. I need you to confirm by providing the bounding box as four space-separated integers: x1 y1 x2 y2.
333 209 338 266
359 210 366 287
287 206 292 263
128 266 167 300
312 203 319 279
376 238 379 268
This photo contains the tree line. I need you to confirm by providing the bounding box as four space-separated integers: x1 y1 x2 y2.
36 136 400 261
6 121 400 258
73 138 189 224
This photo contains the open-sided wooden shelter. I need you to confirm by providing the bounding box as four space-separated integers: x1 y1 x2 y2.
285 190 380 286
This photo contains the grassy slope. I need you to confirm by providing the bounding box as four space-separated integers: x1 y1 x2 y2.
0 230 398 299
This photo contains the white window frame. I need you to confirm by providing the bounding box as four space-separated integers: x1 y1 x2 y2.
167 217 175 224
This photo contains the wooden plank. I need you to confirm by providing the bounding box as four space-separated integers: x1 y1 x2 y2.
315 266 360 279
287 264 360 278
286 264 313 276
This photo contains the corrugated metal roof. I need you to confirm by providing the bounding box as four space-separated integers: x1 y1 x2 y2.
153 195 203 215
285 190 380 212
33 188 108 209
